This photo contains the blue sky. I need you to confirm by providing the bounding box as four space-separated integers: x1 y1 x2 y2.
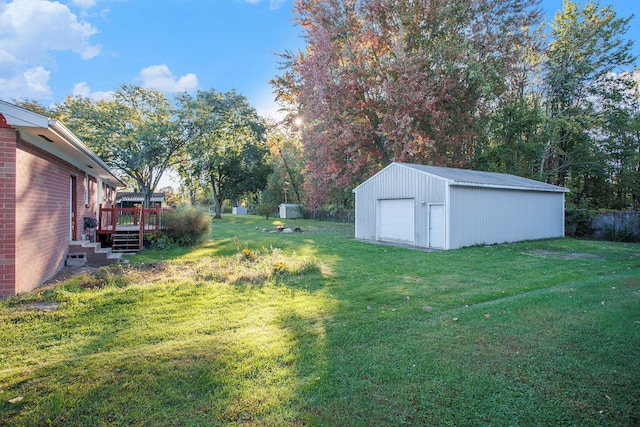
0 0 638 122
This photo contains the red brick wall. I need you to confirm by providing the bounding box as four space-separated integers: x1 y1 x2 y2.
0 125 113 297
0 127 17 298
16 136 100 296
15 138 78 294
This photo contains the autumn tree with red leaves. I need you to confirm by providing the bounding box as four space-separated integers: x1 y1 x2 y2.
273 0 541 207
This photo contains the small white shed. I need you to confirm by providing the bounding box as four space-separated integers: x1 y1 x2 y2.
279 203 302 219
353 162 569 250
232 206 247 215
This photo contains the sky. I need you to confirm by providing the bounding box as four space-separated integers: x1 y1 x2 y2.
0 0 638 120
0 0 638 188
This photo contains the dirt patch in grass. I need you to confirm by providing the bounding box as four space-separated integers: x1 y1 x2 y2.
524 250 602 260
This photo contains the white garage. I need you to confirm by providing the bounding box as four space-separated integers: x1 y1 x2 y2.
353 162 569 250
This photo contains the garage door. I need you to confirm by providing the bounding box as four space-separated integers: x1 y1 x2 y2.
378 199 415 244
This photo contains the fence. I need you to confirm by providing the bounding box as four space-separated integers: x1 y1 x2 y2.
565 210 640 242
302 209 354 222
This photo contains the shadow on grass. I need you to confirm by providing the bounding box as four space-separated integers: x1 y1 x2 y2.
1 241 338 425
3 215 640 426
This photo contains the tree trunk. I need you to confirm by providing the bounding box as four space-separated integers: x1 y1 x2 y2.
214 195 223 219
210 174 223 219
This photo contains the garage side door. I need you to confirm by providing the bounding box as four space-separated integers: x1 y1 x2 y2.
378 199 415 244
429 203 445 249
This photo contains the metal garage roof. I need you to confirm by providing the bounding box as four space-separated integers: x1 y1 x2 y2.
356 162 569 193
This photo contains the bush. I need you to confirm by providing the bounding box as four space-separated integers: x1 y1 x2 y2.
257 203 277 220
162 206 211 246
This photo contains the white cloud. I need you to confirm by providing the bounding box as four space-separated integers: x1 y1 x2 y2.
0 66 52 99
72 0 97 9
0 0 101 64
72 81 114 101
243 0 285 10
269 0 286 10
0 0 101 99
138 64 198 93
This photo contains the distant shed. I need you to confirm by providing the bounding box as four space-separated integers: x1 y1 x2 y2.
232 206 247 215
353 162 569 250
279 204 302 219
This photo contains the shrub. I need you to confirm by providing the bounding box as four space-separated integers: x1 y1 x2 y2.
143 231 174 250
257 203 276 220
162 206 211 246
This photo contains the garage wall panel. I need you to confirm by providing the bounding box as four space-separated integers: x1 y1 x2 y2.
449 186 565 249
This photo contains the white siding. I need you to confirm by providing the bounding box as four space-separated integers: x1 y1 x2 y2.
354 163 566 250
354 165 447 247
448 186 565 248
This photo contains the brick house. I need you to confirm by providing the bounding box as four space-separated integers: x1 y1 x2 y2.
0 100 123 297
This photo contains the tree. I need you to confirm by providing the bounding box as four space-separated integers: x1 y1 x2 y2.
540 0 636 203
600 71 640 209
257 124 306 218
267 124 305 204
475 23 546 178
55 85 188 207
179 89 272 218
274 0 541 207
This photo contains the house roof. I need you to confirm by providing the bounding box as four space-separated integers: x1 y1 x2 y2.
116 192 166 203
0 100 124 188
354 162 569 193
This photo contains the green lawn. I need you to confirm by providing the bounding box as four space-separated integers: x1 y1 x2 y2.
2 215 639 426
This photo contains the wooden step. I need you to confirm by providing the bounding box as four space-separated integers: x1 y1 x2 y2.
112 232 141 252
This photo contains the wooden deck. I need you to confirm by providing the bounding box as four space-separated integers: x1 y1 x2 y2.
97 205 164 250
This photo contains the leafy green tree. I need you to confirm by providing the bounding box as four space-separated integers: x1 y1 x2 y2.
476 23 546 178
256 124 306 218
179 89 272 218
600 71 640 209
11 98 50 116
55 85 188 207
267 125 305 204
541 0 636 203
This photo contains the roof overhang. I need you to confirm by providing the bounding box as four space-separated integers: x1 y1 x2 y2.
448 181 570 193
0 100 124 188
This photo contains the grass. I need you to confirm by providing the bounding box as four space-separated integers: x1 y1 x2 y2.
1 215 639 426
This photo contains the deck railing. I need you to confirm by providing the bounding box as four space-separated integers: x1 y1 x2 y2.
98 205 164 235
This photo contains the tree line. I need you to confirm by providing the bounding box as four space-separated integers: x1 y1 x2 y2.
272 0 639 210
14 0 638 214
17 87 284 217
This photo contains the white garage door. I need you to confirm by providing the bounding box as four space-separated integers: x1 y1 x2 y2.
378 199 415 244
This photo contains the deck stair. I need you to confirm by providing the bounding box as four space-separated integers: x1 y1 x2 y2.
69 241 122 266
112 230 141 252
